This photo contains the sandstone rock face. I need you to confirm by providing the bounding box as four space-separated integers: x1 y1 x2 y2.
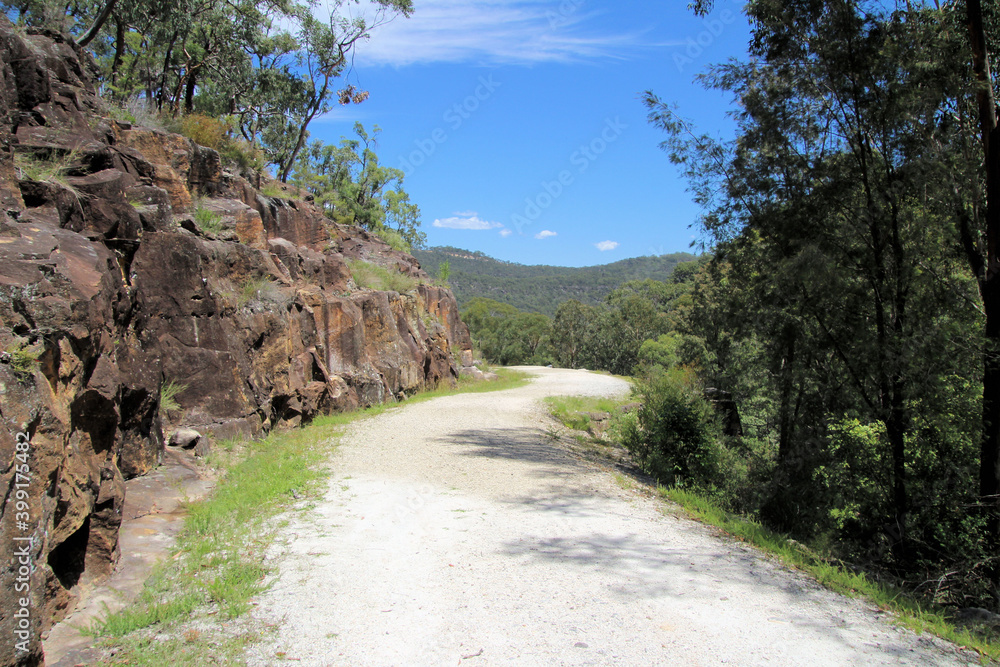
0 19 472 666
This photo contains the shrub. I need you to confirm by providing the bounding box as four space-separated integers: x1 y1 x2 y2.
180 114 226 150
237 276 284 308
626 367 724 487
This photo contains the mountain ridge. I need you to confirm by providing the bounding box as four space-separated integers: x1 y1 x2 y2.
413 246 699 315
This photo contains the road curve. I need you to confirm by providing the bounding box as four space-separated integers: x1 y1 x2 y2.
245 367 974 666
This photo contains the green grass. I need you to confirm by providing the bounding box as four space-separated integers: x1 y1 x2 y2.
412 367 530 400
159 380 186 414
372 228 411 253
13 148 80 189
347 258 418 293
545 395 628 432
4 342 39 381
659 486 1000 662
258 181 290 199
237 276 271 307
193 206 225 235
89 367 529 665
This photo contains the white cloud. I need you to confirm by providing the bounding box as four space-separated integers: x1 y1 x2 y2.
594 240 619 251
344 0 646 66
432 213 503 230
499 228 512 237
535 230 557 239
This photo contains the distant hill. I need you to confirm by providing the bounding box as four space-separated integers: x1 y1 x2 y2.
412 246 699 316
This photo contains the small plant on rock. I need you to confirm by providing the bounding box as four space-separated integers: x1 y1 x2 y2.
2 342 39 381
13 148 80 190
238 276 272 307
193 206 225 235
160 380 187 413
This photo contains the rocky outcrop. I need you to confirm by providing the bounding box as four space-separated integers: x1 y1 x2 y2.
0 19 472 666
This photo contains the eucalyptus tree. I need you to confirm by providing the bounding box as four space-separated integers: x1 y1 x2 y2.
293 122 425 249
648 0 990 588
1 0 413 180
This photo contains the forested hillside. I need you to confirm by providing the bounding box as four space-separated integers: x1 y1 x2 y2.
413 246 696 315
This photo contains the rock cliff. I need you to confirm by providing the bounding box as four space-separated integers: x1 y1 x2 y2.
0 21 472 666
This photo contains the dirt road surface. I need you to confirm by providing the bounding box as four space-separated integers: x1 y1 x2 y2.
245 367 975 666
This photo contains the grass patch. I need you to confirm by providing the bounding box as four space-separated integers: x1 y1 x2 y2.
237 276 272 308
13 148 81 192
347 258 417 294
372 228 411 253
159 380 186 414
3 342 39 381
193 206 225 235
545 395 627 432
258 181 291 199
659 486 1000 662
413 367 530 401
89 367 530 665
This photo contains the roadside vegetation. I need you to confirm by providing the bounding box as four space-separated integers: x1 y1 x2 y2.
88 369 527 665
545 393 1000 662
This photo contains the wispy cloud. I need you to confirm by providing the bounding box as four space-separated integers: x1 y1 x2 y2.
345 0 646 66
594 240 619 251
535 230 557 239
499 228 512 237
432 212 503 230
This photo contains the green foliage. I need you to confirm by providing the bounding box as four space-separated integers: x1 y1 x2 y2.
192 206 224 235
413 246 699 316
462 297 553 366
373 228 411 253
624 368 724 487
4 343 38 381
347 259 417 294
159 380 186 414
437 260 451 285
643 0 994 604
178 113 226 150
13 148 79 190
10 0 414 183
545 395 624 433
294 123 425 249
237 276 271 308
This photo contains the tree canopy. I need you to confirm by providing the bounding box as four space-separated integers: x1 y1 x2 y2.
2 0 413 180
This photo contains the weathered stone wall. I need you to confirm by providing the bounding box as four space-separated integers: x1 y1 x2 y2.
0 19 471 666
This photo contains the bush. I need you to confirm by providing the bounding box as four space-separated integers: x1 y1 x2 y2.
180 114 226 150
626 368 724 487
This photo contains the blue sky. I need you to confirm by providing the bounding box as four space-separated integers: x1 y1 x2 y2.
308 0 752 267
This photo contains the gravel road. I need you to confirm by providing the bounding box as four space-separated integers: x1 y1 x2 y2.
245 366 975 666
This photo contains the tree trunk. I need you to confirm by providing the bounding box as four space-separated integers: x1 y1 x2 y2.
967 0 1000 602
77 0 118 47
109 17 124 91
